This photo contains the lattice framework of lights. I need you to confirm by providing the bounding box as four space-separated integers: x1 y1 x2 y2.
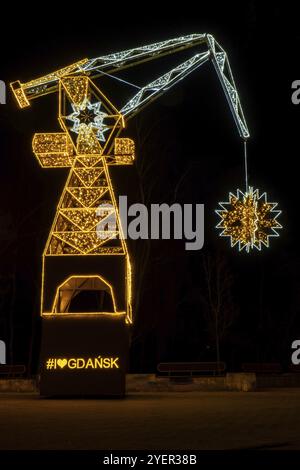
10 34 249 139
29 75 134 323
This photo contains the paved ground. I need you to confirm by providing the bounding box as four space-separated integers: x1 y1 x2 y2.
0 390 300 450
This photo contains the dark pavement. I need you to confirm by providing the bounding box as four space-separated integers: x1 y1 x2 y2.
0 390 300 450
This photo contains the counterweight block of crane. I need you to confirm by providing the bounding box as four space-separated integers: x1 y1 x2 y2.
40 315 130 397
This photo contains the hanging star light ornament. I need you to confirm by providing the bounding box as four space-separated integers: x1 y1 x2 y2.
216 186 282 252
66 98 109 142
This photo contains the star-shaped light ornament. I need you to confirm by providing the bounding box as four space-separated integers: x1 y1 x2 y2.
66 98 109 142
216 187 282 252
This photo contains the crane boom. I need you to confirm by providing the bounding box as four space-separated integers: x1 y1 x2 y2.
10 33 249 139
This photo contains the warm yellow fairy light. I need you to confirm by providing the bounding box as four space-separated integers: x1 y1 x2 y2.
114 138 135 164
76 124 102 154
10 59 89 108
10 81 30 108
61 76 89 106
32 133 74 167
52 275 118 314
216 187 282 252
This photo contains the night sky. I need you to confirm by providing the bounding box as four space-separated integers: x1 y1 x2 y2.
0 3 299 373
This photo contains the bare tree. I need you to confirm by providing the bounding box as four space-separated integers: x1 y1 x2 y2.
200 251 238 365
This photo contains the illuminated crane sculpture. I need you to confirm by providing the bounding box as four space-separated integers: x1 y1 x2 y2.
11 34 276 395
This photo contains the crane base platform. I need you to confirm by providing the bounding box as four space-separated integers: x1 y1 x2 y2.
39 315 130 397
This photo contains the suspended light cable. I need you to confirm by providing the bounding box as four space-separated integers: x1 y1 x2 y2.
244 140 248 191
95 69 142 90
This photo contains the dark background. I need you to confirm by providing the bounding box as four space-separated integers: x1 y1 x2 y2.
0 2 299 373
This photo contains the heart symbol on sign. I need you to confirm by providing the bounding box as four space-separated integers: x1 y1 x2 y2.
57 359 67 369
